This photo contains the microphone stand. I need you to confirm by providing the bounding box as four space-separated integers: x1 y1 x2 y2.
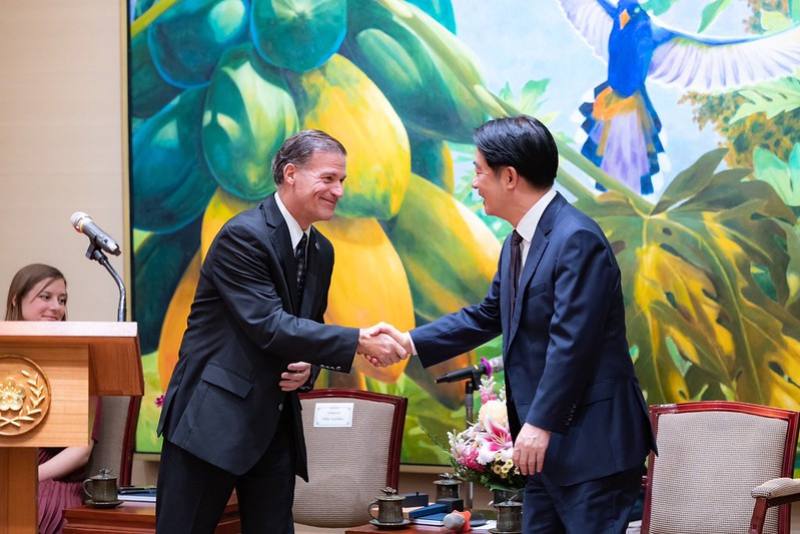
85 242 126 322
462 370 482 510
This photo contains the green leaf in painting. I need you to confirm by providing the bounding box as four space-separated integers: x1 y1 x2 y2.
641 0 681 16
753 144 800 207
698 0 733 33
577 149 800 410
760 9 793 31
778 221 800 316
791 0 800 22
731 78 800 124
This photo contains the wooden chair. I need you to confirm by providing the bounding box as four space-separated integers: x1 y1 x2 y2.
292 389 407 528
642 401 800 533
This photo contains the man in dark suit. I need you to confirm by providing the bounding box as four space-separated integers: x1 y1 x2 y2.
155 130 405 534
376 116 655 533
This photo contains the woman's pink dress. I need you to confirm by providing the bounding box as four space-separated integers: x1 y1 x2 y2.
37 398 102 534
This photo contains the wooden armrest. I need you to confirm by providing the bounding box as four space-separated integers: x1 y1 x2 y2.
751 478 800 500
749 478 800 534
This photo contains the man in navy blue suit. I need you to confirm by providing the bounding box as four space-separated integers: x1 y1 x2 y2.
376 116 655 533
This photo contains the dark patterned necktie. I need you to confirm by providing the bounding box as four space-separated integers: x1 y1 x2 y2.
509 230 523 316
295 233 308 302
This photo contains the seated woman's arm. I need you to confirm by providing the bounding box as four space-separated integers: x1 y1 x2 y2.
38 397 99 482
38 444 94 482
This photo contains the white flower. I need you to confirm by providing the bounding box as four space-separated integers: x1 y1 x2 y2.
478 399 508 428
0 379 24 412
477 441 497 465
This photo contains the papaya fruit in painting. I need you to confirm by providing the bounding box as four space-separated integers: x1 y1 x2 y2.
292 54 411 220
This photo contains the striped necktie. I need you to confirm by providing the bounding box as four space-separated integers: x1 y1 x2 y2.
295 233 308 302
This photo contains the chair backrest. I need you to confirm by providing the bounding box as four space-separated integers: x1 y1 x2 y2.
292 388 407 528
642 401 799 534
86 396 140 486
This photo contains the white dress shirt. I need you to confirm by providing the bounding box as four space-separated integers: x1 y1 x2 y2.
514 188 557 275
275 192 310 252
408 188 557 355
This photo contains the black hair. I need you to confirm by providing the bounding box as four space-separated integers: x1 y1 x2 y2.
474 116 558 188
272 130 347 185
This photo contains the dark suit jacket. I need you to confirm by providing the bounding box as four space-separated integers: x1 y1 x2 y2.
412 193 655 486
157 194 359 480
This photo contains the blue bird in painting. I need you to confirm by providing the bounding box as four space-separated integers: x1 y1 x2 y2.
558 0 800 194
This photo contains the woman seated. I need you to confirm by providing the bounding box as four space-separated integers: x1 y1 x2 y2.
5 263 99 534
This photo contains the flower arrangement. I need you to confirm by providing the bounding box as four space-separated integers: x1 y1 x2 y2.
447 374 525 493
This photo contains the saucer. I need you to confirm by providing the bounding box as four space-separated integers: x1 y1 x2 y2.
86 499 123 509
369 518 411 529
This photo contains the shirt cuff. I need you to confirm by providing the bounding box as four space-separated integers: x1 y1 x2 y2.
407 333 418 356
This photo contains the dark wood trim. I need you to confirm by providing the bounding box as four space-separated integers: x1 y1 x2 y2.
299 388 407 488
642 401 799 534
750 497 769 534
119 396 141 486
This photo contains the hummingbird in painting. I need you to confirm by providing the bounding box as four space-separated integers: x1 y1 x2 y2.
558 0 800 194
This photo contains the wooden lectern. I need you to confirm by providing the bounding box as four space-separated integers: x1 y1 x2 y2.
0 322 142 534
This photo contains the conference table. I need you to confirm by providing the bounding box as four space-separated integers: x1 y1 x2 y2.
62 499 240 533
344 525 443 533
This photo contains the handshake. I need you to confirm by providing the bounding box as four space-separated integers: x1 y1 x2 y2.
356 323 413 368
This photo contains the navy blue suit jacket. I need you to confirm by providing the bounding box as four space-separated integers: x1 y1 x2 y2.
412 193 655 486
157 195 359 479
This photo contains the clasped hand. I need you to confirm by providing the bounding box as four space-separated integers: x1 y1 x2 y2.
357 322 412 368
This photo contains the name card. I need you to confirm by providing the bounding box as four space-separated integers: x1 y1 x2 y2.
313 402 354 427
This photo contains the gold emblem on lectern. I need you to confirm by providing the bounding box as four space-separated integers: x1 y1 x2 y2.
0 355 50 436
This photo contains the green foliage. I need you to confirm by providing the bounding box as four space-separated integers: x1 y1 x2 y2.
497 80 555 123
699 0 734 32
731 78 800 124
642 0 682 16
134 351 165 452
577 149 800 407
759 8 793 30
753 144 800 316
753 144 800 207
683 90 800 169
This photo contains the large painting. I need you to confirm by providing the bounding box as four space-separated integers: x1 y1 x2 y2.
128 0 800 465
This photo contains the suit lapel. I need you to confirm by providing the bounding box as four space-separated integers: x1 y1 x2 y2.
260 195 299 313
299 228 321 318
507 193 566 348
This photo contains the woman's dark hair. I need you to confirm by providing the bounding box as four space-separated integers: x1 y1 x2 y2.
272 130 347 185
473 116 558 188
5 263 67 320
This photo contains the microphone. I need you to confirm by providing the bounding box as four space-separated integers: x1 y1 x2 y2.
435 356 504 383
442 510 471 531
70 212 121 256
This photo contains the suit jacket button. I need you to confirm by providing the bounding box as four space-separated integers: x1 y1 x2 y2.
278 403 284 411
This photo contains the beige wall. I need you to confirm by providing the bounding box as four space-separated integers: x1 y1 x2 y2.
0 0 128 321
